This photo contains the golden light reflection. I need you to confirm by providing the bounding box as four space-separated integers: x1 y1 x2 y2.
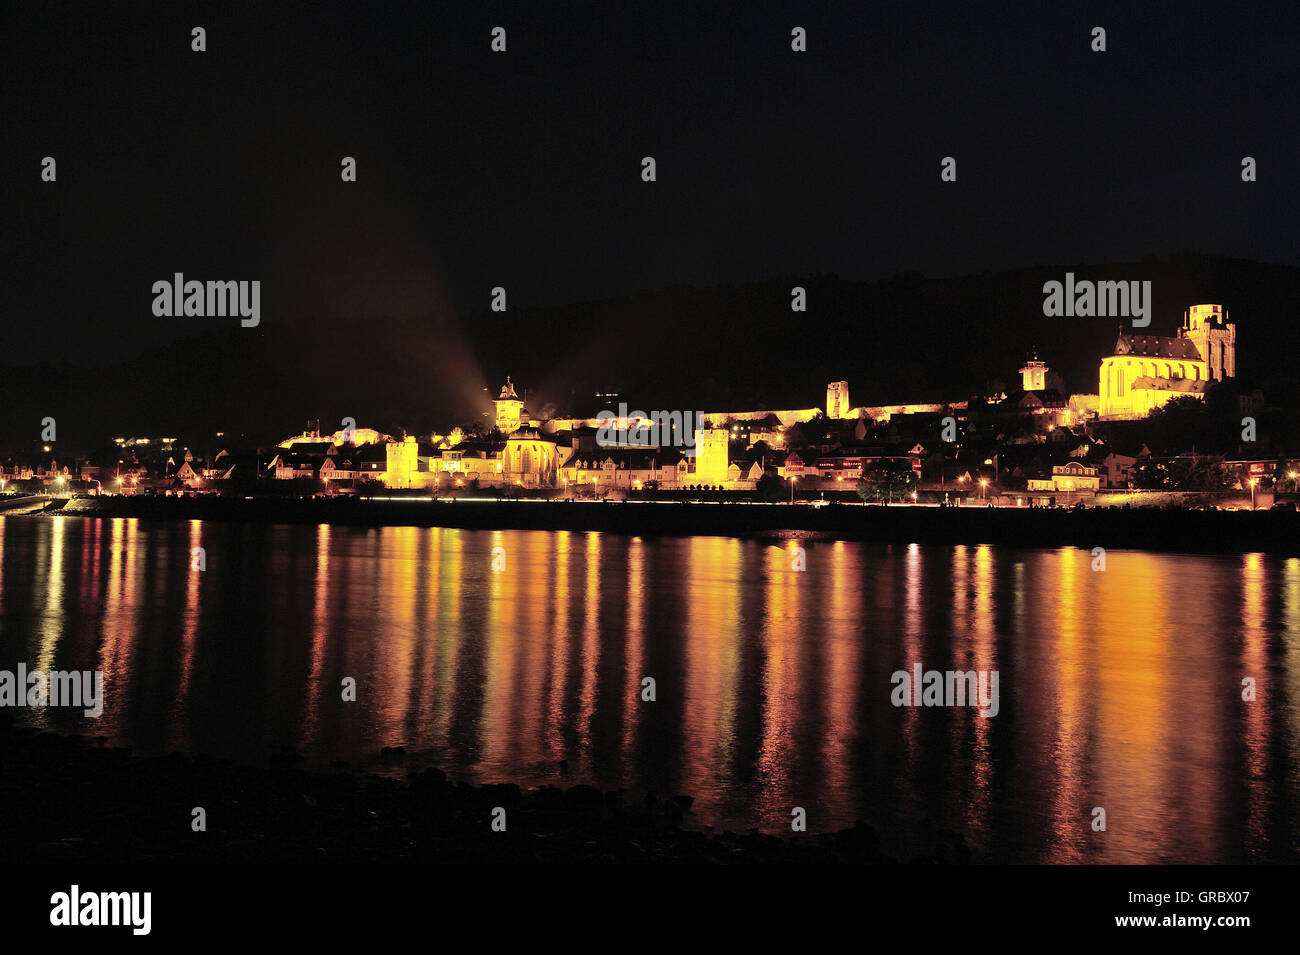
2 517 1295 862
683 537 743 810
1282 559 1300 823
821 539 861 824
1240 553 1270 857
960 545 996 842
756 536 802 823
541 530 572 762
578 532 602 757
97 518 142 717
299 523 331 749
1044 546 1088 862
172 519 204 741
33 516 65 703
621 536 646 758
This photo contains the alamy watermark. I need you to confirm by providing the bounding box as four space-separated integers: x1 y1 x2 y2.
596 404 704 454
891 663 999 717
0 664 103 717
1042 272 1150 327
152 273 260 327
50 886 150 935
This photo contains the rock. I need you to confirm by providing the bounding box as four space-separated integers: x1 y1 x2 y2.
564 785 605 812
479 783 522 807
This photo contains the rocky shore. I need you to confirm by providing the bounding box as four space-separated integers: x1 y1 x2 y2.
0 721 972 865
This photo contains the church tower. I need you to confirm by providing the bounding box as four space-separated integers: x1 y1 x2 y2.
1019 352 1048 391
494 377 525 433
1180 304 1236 381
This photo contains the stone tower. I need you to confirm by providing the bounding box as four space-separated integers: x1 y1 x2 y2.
826 381 851 419
691 428 730 484
1180 304 1236 381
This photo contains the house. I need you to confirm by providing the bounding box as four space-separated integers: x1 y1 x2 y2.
322 455 358 482
560 448 677 492
725 456 767 487
354 442 389 480
175 460 203 487
1100 452 1138 488
1026 461 1101 494
779 450 807 477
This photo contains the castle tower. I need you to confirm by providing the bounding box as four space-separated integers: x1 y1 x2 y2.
384 435 418 488
1019 352 1048 391
1180 304 1236 381
494 377 525 433
692 428 730 484
826 381 851 419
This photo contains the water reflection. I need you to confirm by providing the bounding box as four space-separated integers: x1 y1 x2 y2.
0 515 1297 862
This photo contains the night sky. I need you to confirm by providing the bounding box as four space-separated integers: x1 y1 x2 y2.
3 0 1298 368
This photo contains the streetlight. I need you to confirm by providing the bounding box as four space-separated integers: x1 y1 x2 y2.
790 474 798 504
979 478 988 502
1249 477 1258 510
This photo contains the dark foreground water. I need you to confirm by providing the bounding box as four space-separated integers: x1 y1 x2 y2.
1 515 1297 863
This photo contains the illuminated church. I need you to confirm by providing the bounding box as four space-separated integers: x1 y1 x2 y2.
1098 304 1236 418
494 376 526 432
493 378 558 486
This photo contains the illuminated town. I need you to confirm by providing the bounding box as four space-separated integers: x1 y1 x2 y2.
4 301 1295 509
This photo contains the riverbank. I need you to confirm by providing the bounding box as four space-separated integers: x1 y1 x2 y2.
0 721 970 865
29 495 1300 554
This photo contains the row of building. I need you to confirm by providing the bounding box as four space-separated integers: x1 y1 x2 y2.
1 303 1252 498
